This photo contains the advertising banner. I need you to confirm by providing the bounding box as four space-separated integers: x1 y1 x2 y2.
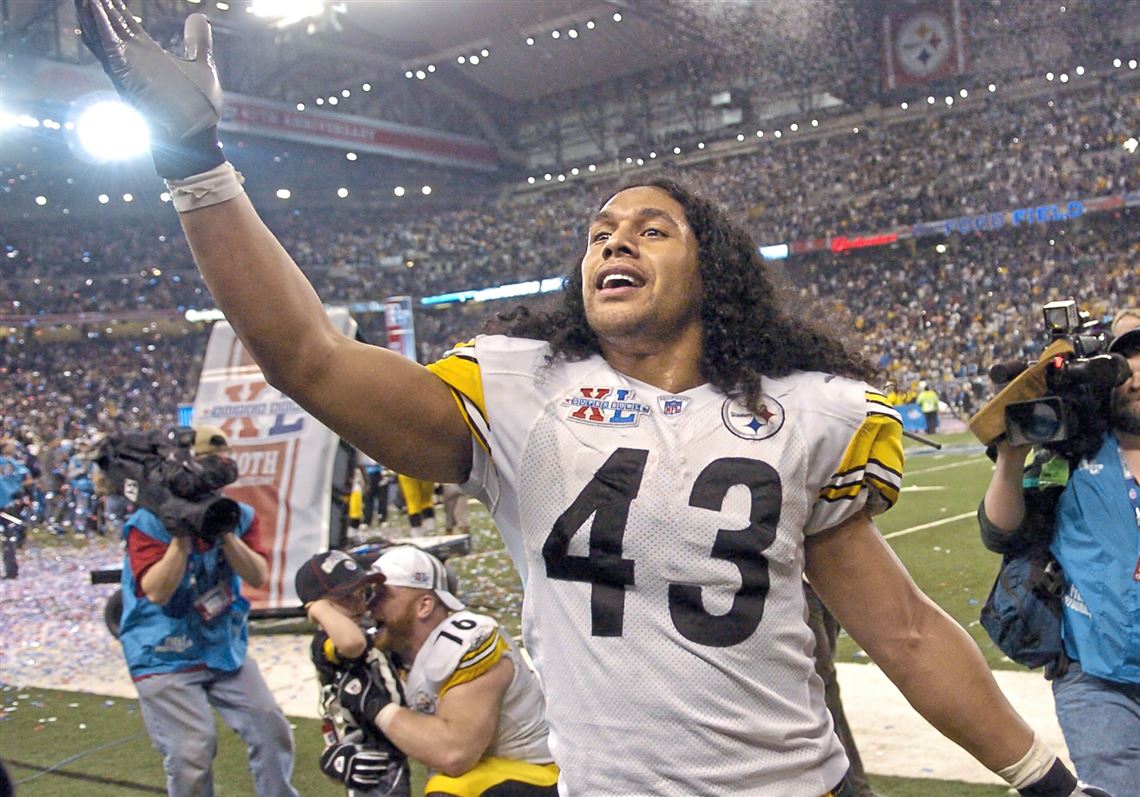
192 309 356 608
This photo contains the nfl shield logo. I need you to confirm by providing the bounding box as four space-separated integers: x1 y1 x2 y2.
658 395 691 416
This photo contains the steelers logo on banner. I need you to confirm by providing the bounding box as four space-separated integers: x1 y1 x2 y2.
721 395 785 441
895 12 952 78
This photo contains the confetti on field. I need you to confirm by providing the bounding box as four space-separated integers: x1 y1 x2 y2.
0 535 130 695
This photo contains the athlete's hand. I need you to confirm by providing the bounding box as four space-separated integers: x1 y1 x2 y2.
74 0 224 178
337 664 394 728
1018 759 1113 796
319 741 395 790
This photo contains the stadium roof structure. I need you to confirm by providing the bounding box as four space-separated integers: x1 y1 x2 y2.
3 1 886 157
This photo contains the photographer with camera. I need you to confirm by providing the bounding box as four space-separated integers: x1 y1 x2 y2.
976 309 1140 796
111 424 299 797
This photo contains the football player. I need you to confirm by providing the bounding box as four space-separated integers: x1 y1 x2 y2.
332 546 558 796
74 3 1109 794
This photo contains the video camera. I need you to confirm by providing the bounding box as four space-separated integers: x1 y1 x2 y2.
997 299 1130 450
90 426 240 543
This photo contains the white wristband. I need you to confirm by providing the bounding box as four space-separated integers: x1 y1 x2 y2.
997 732 1056 788
376 702 400 733
165 162 245 212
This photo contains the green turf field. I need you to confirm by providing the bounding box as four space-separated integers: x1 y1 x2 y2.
1 429 1022 796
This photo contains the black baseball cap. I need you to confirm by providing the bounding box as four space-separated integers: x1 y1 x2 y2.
295 550 385 605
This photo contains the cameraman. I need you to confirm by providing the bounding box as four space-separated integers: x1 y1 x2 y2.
979 314 1140 796
116 425 299 797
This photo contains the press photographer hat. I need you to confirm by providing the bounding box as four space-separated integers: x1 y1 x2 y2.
370 545 464 611
193 424 230 455
295 550 385 605
1108 309 1140 356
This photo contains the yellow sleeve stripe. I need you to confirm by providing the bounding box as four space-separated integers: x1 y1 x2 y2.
819 412 904 507
439 630 507 698
425 344 491 455
322 637 341 665
865 390 893 409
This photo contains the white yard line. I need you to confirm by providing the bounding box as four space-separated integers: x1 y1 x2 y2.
883 510 976 539
905 457 989 476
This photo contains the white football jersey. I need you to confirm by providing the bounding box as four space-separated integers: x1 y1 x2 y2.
426 335 904 796
404 609 553 766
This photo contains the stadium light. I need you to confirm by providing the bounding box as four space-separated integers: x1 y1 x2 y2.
35 196 47 206
76 100 149 161
249 0 325 28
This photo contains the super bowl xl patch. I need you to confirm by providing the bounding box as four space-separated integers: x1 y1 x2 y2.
564 387 652 426
721 395 785 440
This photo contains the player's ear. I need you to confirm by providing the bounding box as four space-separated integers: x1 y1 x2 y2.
416 592 436 619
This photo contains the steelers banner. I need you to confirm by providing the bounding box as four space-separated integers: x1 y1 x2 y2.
192 308 356 608
881 0 969 91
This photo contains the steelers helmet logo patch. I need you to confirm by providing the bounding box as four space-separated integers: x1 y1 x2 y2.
721 395 785 440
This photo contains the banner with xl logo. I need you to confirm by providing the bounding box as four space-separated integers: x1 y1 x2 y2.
193 308 356 608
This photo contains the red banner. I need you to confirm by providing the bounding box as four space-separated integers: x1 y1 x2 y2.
223 94 498 171
881 0 969 91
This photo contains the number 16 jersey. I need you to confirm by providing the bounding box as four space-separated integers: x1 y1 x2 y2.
426 334 904 797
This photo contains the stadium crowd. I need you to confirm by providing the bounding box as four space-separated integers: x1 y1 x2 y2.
3 71 1137 474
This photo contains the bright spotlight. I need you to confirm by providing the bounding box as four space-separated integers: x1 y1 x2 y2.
394 186 406 197
421 185 431 195
76 101 150 162
337 187 349 198
276 188 291 199
249 0 325 27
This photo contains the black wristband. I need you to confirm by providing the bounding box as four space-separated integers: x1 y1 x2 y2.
151 126 225 180
1019 758 1078 797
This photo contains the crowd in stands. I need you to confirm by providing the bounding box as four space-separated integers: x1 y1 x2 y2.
3 72 1137 467
5 74 1135 317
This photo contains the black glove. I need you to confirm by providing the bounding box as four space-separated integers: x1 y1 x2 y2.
1019 759 1113 797
74 0 224 178
319 740 398 791
336 664 394 728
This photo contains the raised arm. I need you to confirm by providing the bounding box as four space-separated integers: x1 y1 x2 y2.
178 196 472 481
981 440 1033 533
74 0 472 482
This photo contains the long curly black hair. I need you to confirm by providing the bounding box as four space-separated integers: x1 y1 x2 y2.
488 177 878 414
